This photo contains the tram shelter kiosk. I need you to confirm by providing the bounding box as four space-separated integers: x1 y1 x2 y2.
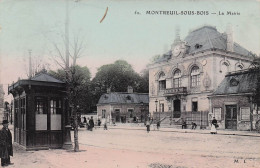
8 72 67 150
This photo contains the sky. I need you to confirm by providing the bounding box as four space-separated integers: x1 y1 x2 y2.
0 0 260 101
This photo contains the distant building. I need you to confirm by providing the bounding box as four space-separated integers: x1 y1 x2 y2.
97 86 149 123
209 69 260 130
148 25 255 126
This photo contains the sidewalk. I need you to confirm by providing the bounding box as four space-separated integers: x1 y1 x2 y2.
106 123 260 137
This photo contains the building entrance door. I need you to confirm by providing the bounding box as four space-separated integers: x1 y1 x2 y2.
225 105 237 129
173 99 181 118
115 109 120 122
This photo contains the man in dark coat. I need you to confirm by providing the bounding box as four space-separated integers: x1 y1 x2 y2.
89 116 94 131
0 120 13 167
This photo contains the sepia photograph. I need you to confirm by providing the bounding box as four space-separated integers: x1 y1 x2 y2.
0 0 260 167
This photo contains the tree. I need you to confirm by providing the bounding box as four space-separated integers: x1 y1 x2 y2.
49 31 86 152
49 65 91 113
250 57 260 132
136 68 149 93
22 50 50 78
90 60 149 111
92 60 140 93
251 58 260 105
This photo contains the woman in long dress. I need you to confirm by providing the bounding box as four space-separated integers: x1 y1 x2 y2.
146 119 151 133
210 117 218 134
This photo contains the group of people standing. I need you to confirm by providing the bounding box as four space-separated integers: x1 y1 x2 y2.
83 116 108 130
83 116 95 131
146 117 219 134
145 118 161 133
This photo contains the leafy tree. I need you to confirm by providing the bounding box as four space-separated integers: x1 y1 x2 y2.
90 60 149 111
92 60 141 93
49 65 92 113
250 57 260 131
136 68 149 93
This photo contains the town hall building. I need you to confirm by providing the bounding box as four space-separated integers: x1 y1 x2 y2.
148 25 255 127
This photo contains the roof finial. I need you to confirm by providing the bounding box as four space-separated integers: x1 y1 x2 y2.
174 25 181 43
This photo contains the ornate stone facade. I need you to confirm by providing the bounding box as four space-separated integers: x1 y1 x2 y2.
148 25 255 121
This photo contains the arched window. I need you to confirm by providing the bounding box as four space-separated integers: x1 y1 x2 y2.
158 72 166 90
173 69 182 88
191 66 200 87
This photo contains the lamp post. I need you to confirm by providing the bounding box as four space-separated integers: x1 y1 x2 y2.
169 104 172 125
140 102 144 122
155 99 158 121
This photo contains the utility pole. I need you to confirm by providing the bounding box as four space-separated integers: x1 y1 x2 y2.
65 0 69 70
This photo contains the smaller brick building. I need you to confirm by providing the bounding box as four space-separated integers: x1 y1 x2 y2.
209 69 259 130
97 86 149 124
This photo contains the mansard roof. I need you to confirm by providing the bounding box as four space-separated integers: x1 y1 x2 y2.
184 26 253 56
97 92 149 105
212 68 259 95
155 25 255 63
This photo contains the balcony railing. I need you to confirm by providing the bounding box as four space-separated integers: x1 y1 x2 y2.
164 87 187 95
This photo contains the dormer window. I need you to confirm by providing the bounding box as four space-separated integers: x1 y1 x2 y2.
126 95 131 100
195 44 202 49
230 78 239 87
104 95 108 99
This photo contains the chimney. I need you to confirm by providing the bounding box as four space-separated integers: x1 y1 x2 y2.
107 87 111 94
127 86 133 93
226 24 233 52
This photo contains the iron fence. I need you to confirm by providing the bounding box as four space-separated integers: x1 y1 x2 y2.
181 111 209 128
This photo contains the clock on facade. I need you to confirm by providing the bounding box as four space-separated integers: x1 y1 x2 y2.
173 45 181 56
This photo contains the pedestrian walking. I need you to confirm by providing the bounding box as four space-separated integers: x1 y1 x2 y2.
191 122 197 129
156 121 160 130
146 119 151 133
86 117 90 130
98 119 101 127
89 116 94 131
102 118 108 130
104 122 108 130
0 120 13 167
181 118 187 129
210 117 218 134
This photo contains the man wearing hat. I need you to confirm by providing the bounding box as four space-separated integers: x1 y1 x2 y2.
0 120 13 167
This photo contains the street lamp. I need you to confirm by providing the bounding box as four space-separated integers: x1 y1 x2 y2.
169 104 172 125
140 102 144 122
155 99 158 112
155 99 158 121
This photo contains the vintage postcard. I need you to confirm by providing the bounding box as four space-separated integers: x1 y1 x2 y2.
0 0 260 168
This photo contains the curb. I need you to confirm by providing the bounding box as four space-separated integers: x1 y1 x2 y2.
107 126 260 137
